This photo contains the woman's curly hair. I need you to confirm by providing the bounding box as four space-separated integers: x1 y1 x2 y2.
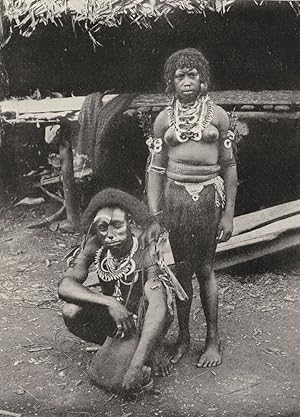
81 188 150 233
164 48 210 96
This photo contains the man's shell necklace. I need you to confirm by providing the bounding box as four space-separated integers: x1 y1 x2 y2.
168 95 214 143
94 236 139 286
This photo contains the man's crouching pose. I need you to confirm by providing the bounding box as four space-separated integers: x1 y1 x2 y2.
58 188 182 392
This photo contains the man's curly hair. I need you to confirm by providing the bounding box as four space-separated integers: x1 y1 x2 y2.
164 48 210 96
81 188 151 232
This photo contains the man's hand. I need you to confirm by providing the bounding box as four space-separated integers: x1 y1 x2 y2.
139 220 164 249
216 213 233 242
108 299 136 337
122 364 152 391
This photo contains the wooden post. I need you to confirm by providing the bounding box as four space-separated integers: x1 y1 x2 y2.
0 0 4 50
0 0 9 101
59 123 80 231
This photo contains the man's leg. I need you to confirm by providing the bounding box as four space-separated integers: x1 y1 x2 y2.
122 277 169 390
195 263 221 368
150 304 173 377
62 302 115 345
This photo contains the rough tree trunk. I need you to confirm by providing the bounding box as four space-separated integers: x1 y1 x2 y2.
59 123 80 231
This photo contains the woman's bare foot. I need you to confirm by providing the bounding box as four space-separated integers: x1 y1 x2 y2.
196 338 222 368
170 335 190 364
151 345 172 377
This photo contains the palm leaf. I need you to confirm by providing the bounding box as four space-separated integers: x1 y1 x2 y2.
3 0 300 46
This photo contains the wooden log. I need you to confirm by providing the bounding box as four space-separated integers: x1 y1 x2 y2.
274 105 290 112
37 185 64 204
233 200 300 236
59 124 80 230
27 203 66 229
223 112 300 120
130 91 300 108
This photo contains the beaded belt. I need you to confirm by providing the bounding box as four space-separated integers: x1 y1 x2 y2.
170 175 225 207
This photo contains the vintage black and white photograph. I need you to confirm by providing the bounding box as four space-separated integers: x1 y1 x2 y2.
0 1 299 416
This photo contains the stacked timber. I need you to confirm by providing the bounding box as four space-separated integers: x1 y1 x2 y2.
215 200 300 270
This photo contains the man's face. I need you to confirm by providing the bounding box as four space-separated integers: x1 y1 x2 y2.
174 67 201 101
93 207 129 248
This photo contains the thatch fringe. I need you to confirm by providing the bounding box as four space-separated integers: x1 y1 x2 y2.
2 0 300 46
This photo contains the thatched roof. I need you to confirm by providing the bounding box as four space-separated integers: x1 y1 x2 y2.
2 0 300 46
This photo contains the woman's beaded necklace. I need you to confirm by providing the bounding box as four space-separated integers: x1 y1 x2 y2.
94 236 139 302
168 95 214 143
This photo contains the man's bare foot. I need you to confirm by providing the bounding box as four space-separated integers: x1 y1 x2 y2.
196 339 222 368
170 336 190 364
151 345 172 377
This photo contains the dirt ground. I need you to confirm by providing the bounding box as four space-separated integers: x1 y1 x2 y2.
0 201 299 417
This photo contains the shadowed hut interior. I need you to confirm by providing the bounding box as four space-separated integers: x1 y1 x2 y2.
0 1 299 214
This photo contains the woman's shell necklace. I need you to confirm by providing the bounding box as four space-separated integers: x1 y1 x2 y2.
168 95 214 143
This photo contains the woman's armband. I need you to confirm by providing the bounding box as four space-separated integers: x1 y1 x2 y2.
223 130 235 150
146 136 164 154
146 136 166 175
219 130 237 169
148 163 166 175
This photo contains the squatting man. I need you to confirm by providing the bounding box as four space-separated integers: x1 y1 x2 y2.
58 188 187 392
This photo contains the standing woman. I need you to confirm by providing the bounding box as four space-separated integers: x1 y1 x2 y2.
143 48 237 368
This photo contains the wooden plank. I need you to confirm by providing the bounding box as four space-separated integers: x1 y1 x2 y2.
215 229 300 271
233 200 300 236
0 95 117 115
218 214 300 252
1 90 299 116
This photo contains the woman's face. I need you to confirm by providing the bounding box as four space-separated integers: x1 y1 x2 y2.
174 67 201 102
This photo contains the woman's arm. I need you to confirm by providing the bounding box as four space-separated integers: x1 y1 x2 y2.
140 110 169 248
146 109 169 215
216 106 238 242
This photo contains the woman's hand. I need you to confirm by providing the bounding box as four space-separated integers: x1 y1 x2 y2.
108 298 136 337
216 213 233 242
139 220 164 249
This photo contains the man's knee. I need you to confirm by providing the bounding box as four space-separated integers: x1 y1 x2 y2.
144 278 167 312
62 303 82 324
